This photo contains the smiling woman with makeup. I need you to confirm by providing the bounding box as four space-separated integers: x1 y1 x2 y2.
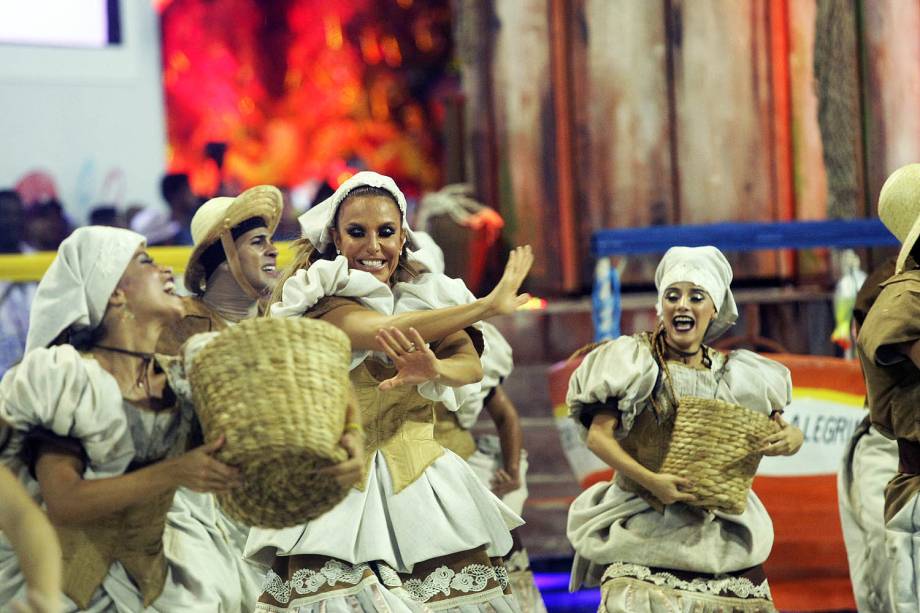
0 227 243 611
246 172 531 612
565 246 803 613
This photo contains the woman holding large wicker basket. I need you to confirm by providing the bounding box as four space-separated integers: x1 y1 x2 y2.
244 171 530 612
565 246 803 613
0 227 244 611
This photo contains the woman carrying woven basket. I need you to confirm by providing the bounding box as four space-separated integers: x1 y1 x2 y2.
565 246 803 613
0 227 245 611
245 171 530 612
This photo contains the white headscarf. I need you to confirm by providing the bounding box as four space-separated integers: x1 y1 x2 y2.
25 226 145 352
654 245 738 342
297 171 419 253
409 230 446 274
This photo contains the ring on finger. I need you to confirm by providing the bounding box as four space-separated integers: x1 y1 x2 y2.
406 343 417 352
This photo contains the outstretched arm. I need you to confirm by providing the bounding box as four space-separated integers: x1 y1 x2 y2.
320 246 533 351
0 465 62 611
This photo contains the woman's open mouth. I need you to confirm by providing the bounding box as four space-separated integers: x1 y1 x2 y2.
672 315 695 332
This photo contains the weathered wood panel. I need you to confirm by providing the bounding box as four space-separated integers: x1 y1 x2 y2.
788 0 828 220
574 0 674 283
861 0 920 213
670 0 781 277
489 0 561 293
454 0 499 211
788 0 831 277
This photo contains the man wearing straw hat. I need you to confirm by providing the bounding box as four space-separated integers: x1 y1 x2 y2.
156 184 287 610
857 163 920 612
159 185 365 610
158 184 283 349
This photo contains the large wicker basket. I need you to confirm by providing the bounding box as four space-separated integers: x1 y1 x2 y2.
186 316 352 528
659 396 780 515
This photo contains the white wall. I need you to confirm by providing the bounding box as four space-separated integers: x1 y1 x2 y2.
0 1 167 224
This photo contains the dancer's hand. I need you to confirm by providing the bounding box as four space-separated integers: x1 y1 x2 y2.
490 468 521 498
377 327 441 390
167 436 242 493
318 393 365 489
645 473 696 505
485 246 533 316
11 589 62 613
759 415 804 456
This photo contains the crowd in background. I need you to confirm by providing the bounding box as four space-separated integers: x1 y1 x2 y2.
0 172 334 378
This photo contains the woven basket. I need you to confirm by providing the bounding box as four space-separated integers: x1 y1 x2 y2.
659 396 780 515
187 316 352 528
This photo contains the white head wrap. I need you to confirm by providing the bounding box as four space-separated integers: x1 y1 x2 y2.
409 230 446 274
297 171 418 253
26 226 145 352
654 245 738 342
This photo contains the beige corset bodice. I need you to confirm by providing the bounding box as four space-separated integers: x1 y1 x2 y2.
350 360 444 493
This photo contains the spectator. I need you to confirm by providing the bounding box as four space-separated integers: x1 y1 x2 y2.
125 203 145 228
0 190 37 376
87 205 126 228
0 190 27 254
129 207 181 247
24 199 71 252
160 173 198 245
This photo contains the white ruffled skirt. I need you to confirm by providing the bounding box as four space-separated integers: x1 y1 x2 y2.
246 449 522 612
247 449 521 571
567 480 774 591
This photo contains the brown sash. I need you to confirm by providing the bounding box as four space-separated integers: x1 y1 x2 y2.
57 488 175 608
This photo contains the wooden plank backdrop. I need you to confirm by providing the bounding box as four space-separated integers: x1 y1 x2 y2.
488 0 574 294
861 0 920 211
788 0 830 278
574 0 675 283
455 0 916 293
669 0 782 277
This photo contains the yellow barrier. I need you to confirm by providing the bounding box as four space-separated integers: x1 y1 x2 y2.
0 242 298 283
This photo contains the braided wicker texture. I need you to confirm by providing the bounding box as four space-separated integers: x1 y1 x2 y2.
659 396 780 515
188 317 352 528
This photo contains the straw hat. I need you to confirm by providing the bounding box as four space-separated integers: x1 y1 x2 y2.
878 163 920 274
185 185 283 296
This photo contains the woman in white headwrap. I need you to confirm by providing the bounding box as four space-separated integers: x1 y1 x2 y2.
245 171 531 612
0 226 243 612
565 246 804 613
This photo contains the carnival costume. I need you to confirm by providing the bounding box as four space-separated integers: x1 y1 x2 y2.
0 227 238 611
837 257 898 613
566 246 789 612
157 185 286 611
856 163 920 613
245 172 522 612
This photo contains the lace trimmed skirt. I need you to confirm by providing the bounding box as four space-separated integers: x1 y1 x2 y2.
257 545 517 612
599 562 775 613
